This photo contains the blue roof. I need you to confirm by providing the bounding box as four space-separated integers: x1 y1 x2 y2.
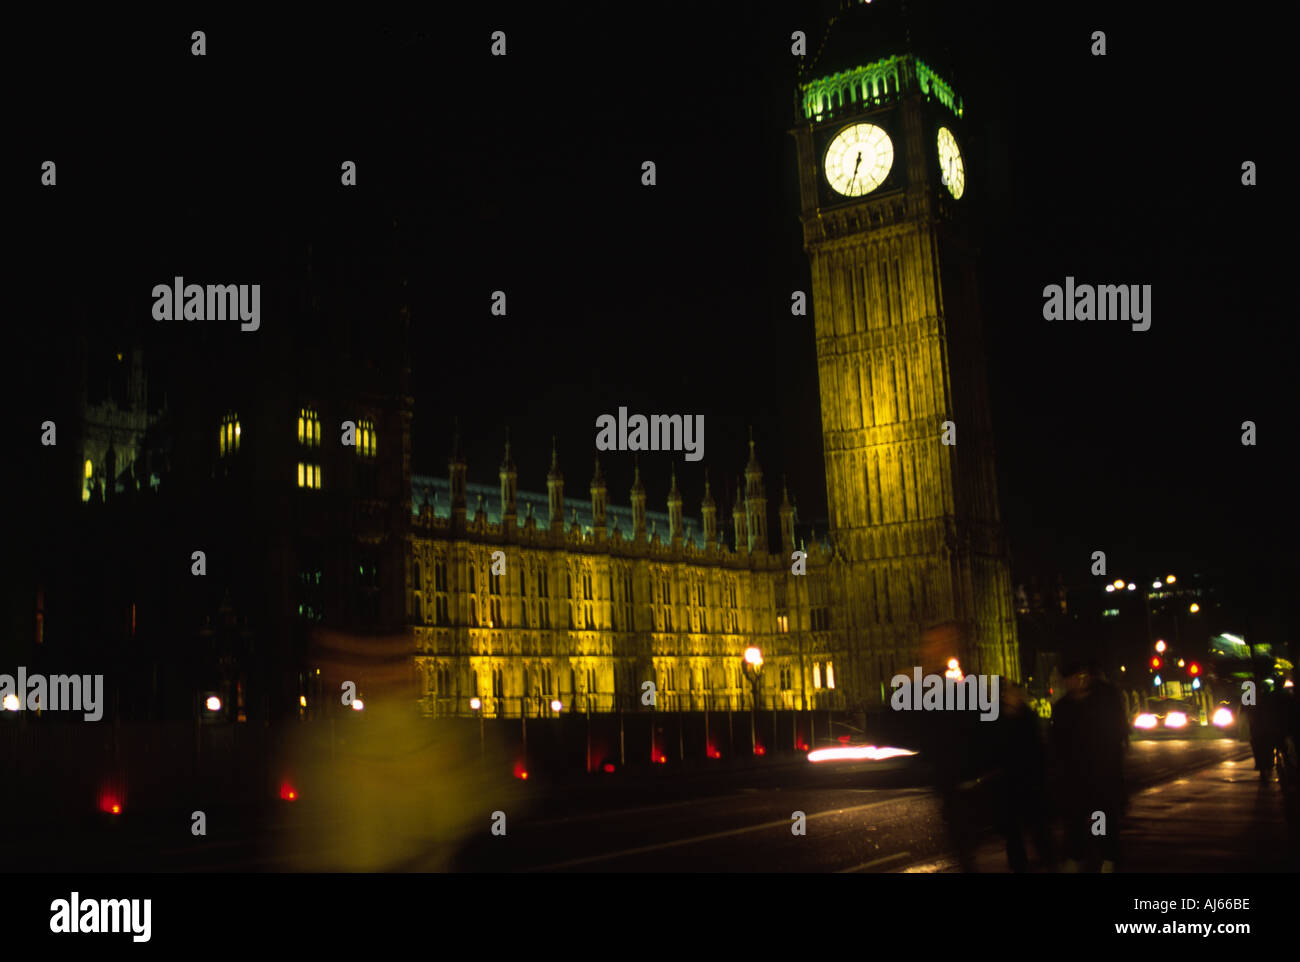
412 475 710 549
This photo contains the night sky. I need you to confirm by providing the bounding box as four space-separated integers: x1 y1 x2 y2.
13 3 1293 636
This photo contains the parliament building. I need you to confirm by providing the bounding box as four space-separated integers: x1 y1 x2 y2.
50 2 1018 723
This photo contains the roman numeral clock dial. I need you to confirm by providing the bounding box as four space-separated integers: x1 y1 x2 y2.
823 123 893 197
937 126 965 199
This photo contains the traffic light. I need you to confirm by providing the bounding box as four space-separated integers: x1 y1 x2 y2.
1188 663 1200 676
1150 656 1162 670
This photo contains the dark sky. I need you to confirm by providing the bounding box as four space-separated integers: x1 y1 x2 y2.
13 2 1294 635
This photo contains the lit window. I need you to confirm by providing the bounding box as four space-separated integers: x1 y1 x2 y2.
297 463 321 489
357 419 377 459
299 408 320 448
826 662 835 689
813 664 822 689
219 413 240 456
84 459 93 479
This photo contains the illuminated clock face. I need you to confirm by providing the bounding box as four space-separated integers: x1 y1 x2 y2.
937 126 965 199
823 123 894 197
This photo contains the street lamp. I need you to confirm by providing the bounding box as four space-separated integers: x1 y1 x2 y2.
742 647 763 755
470 696 483 756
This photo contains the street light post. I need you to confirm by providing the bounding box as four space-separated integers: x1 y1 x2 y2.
470 697 483 757
742 647 763 756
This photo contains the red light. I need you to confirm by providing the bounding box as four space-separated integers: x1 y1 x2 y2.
707 746 721 759
838 734 851 744
754 744 766 756
603 763 615 773
279 783 298 801
658 755 667 764
1150 657 1161 669
1189 663 1200 676
797 742 808 752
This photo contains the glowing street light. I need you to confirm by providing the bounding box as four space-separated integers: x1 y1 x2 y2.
550 699 562 713
1112 580 1125 590
470 697 482 711
1152 581 1162 589
744 647 764 667
351 699 364 711
205 695 222 712
1189 603 1200 613
3 694 19 711
1166 574 1176 584
741 648 764 754
1127 583 1136 591
1155 640 1167 653
1105 584 1115 593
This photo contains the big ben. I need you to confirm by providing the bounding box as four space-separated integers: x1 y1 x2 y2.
791 0 1019 702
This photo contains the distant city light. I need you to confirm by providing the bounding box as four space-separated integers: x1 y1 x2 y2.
1152 581 1162 589
1166 574 1176 584
205 695 222 712
1105 585 1115 593
1127 582 1136 591
1155 640 1167 653
299 695 307 707
1112 580 1125 589
1189 603 1200 613
1177 659 1185 668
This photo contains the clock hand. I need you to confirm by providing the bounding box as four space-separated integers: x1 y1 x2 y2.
848 151 862 193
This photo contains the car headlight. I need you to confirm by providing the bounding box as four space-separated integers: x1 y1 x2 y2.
1134 713 1158 730
1212 707 1234 727
1164 711 1188 728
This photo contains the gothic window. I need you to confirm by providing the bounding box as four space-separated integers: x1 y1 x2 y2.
583 571 593 601
297 462 322 489
298 407 320 448
219 412 241 457
356 418 377 458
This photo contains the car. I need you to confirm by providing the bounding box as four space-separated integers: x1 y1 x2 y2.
1132 699 1198 734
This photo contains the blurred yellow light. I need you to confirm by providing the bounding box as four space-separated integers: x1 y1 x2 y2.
744 647 763 666
2 694 20 711
299 695 307 707
1166 575 1175 584
1177 659 1185 668
1189 603 1199 613
1113 580 1125 589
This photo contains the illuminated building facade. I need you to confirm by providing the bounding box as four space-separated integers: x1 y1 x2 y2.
789 3 1021 697
408 440 845 718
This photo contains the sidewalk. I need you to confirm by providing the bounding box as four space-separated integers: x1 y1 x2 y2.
902 752 1300 872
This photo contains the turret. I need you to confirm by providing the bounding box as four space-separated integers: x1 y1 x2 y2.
499 430 517 530
744 431 767 554
779 476 796 556
546 436 564 532
701 469 717 548
449 421 467 527
667 464 683 546
590 456 607 540
631 457 647 542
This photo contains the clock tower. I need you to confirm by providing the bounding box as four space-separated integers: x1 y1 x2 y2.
791 1 1019 703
